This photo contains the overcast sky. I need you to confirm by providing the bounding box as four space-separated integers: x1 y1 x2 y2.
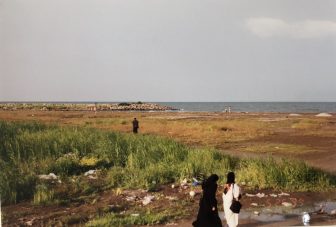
1 0 336 102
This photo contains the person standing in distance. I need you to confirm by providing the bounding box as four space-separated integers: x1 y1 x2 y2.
132 118 139 133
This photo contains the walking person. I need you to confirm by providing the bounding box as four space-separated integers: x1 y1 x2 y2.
132 118 139 133
193 174 222 227
223 172 241 227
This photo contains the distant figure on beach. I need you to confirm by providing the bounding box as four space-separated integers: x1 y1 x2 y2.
228 106 231 113
193 174 222 227
132 118 139 133
223 172 241 227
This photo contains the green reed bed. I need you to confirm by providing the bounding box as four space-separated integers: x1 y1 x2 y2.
0 121 335 205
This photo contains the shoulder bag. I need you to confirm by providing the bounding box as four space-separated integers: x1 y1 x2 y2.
230 184 242 213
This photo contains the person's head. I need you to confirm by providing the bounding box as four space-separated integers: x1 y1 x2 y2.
134 118 137 120
226 171 235 184
202 174 219 190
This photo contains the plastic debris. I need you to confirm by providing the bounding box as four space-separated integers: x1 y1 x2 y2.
142 195 155 205
38 173 58 180
131 213 140 217
181 178 188 186
278 192 290 197
189 191 196 197
269 193 278 197
192 178 201 186
251 203 258 207
165 196 177 201
84 170 96 176
256 193 265 198
246 193 255 197
282 202 293 207
171 184 175 189
302 212 310 226
125 196 136 202
254 211 260 215
88 175 97 180
330 209 336 215
25 218 35 226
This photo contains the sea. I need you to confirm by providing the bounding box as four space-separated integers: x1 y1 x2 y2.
2 102 336 113
155 102 336 113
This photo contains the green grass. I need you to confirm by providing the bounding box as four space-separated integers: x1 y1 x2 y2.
86 208 185 227
0 120 335 206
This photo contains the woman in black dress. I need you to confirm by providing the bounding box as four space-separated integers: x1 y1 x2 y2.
193 174 222 227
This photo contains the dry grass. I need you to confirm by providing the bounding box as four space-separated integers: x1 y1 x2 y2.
239 143 314 154
0 110 335 154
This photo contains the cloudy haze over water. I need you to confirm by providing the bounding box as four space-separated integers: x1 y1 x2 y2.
1 0 336 102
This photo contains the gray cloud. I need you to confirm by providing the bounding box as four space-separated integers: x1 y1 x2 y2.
246 17 336 38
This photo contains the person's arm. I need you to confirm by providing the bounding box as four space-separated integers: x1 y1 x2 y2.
233 184 240 200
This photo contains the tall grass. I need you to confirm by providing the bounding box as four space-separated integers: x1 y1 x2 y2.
0 121 335 205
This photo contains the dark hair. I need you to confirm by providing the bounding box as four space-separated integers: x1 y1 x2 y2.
226 171 235 184
202 174 219 189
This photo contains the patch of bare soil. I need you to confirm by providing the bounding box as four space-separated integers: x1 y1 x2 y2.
245 132 336 173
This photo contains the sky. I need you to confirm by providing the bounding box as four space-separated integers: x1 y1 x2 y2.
1 0 336 102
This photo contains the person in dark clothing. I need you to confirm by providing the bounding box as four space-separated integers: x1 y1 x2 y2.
193 174 222 227
132 118 139 133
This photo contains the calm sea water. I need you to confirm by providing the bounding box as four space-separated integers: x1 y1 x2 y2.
156 102 336 113
2 102 336 113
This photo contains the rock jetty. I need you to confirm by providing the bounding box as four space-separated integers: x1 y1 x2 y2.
0 102 178 112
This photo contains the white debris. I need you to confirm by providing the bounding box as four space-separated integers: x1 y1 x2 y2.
241 182 246 186
269 194 278 197
181 185 189 190
282 202 293 207
330 209 336 215
165 196 178 201
316 113 332 117
302 212 310 225
278 192 290 197
38 173 58 180
171 184 175 189
125 196 136 202
88 175 97 180
181 178 188 186
251 203 258 207
245 192 265 198
25 218 35 226
131 213 140 217
246 193 255 197
142 195 155 205
256 193 265 198
189 191 196 197
84 170 96 176
254 211 260 215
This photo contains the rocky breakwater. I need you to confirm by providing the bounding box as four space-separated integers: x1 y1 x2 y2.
100 102 178 111
0 102 178 111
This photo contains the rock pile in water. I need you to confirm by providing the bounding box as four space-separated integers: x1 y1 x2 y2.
0 102 178 111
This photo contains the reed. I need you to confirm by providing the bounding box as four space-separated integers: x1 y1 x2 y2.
0 120 335 205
